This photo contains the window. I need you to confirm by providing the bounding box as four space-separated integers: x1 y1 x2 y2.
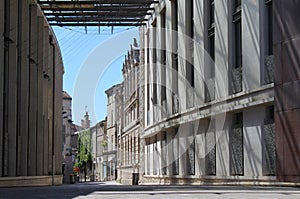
146 139 150 175
263 105 275 176
152 21 158 105
186 0 195 88
230 112 244 176
233 0 242 54
235 0 241 11
153 136 158 175
266 0 273 55
209 35 215 75
172 128 179 175
187 125 195 175
205 0 216 102
265 105 274 123
146 33 150 112
161 132 167 175
161 10 167 102
232 1 242 94
209 0 215 27
205 118 216 175
172 0 178 71
234 21 242 68
171 0 179 112
208 0 215 77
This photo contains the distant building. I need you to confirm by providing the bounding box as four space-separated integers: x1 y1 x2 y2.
73 112 94 182
70 123 83 167
73 112 109 182
91 120 107 181
105 83 123 181
117 39 142 185
62 91 74 183
81 112 91 129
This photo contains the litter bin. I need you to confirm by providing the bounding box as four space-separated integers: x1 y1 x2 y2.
75 176 80 183
70 174 75 184
132 173 139 185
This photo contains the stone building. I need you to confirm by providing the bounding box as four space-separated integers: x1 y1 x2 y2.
93 120 107 182
73 117 108 182
140 0 277 184
117 39 142 185
62 91 73 183
90 120 108 182
0 0 64 186
81 111 91 130
105 83 123 181
273 0 300 183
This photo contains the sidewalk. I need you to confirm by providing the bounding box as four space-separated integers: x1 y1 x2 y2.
1 181 300 199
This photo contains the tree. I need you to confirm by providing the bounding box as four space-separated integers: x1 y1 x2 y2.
76 130 92 182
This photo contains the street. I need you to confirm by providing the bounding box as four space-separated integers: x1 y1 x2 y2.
1 181 300 199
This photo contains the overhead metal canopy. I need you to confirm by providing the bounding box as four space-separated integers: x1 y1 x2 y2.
38 0 157 27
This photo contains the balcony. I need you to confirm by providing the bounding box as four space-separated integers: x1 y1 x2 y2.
231 67 242 94
265 55 274 84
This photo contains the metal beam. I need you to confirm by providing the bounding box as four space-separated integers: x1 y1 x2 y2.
38 0 158 5
49 22 146 26
44 12 152 17
48 17 147 22
37 0 155 27
41 7 153 12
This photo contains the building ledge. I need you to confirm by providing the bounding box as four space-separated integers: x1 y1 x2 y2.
142 84 274 138
142 175 300 187
0 175 63 187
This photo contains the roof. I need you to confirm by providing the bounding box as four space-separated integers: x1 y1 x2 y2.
63 91 72 100
105 82 123 96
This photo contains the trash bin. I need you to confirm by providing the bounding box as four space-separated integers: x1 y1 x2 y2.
132 173 139 185
70 174 75 184
90 175 95 182
75 176 80 183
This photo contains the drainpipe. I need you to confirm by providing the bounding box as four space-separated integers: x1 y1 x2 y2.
49 35 55 186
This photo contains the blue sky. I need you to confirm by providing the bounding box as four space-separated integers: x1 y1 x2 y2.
53 26 139 126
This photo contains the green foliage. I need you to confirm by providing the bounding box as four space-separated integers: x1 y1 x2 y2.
101 139 107 147
76 129 92 169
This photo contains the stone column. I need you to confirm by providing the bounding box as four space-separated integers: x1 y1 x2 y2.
7 0 19 177
19 0 30 176
242 0 261 90
54 41 63 175
36 15 45 176
178 124 188 176
215 0 230 99
177 0 187 112
0 0 5 177
165 0 173 118
194 0 205 107
43 25 50 176
28 3 38 176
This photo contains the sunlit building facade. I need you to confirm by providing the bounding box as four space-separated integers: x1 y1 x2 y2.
0 0 64 186
141 0 276 184
117 39 142 185
105 83 123 181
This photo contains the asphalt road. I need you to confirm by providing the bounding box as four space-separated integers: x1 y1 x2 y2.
1 181 300 199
